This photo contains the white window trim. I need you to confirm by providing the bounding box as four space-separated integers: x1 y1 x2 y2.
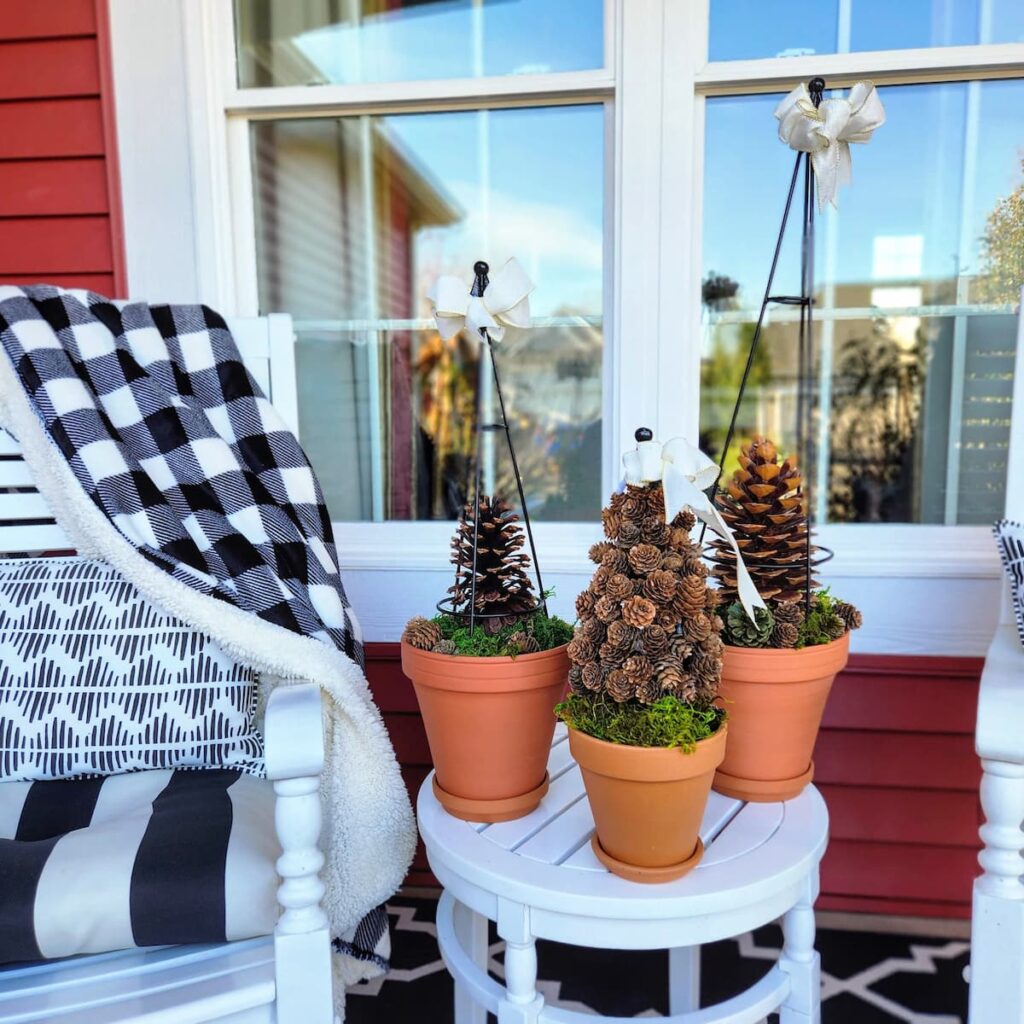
106 0 1023 654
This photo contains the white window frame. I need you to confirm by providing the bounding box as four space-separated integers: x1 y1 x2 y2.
107 0 1024 653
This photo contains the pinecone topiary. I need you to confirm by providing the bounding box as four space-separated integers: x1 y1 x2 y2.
710 437 818 605
568 481 724 711
723 603 775 648
403 616 443 650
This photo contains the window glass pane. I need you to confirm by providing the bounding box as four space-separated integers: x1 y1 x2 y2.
701 81 1023 525
251 105 605 522
234 0 604 87
709 0 1024 60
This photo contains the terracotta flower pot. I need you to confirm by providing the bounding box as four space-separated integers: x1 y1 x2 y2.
401 641 569 823
568 724 728 883
714 633 850 802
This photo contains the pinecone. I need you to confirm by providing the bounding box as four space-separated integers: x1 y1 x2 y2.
723 603 775 648
655 659 687 693
627 543 662 575
607 669 634 702
448 495 536 626
621 492 646 522
668 635 693 662
617 521 641 548
566 634 597 664
568 664 584 693
674 574 706 618
403 616 442 650
622 596 658 629
602 506 622 539
657 607 678 629
641 624 670 659
576 590 596 619
588 541 615 564
606 619 639 652
681 612 713 643
825 615 847 641
635 677 662 705
774 600 805 627
710 437 818 604
506 631 541 655
661 551 685 572
606 573 634 602
672 508 696 531
641 515 670 546
643 569 677 605
594 596 622 623
601 547 629 574
772 622 799 648
622 654 654 686
705 587 723 611
835 601 863 632
582 662 604 691
432 639 457 655
581 617 607 644
589 566 612 595
598 640 628 666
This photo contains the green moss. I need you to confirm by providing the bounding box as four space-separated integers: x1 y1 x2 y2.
796 588 846 649
554 692 724 753
433 610 573 658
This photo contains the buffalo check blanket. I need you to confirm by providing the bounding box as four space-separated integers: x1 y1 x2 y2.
0 287 415 1005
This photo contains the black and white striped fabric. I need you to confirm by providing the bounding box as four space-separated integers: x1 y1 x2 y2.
995 519 1024 647
0 287 360 665
0 769 389 968
0 557 263 781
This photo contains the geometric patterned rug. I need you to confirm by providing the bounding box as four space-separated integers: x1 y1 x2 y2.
348 896 970 1022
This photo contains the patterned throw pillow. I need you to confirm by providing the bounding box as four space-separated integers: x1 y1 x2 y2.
994 520 1024 647
0 558 264 781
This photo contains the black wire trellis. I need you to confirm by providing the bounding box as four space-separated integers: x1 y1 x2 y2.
435 260 548 631
701 77 835 616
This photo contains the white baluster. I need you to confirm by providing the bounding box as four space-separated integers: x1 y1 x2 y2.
968 759 1024 1023
497 899 542 1024
779 871 821 1024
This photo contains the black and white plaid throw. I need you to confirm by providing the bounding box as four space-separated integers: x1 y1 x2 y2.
0 286 361 666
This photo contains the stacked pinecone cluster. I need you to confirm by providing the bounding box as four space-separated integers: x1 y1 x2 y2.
711 436 862 648
568 482 723 705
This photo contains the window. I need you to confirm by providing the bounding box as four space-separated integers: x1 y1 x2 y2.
233 1 609 524
701 80 1022 525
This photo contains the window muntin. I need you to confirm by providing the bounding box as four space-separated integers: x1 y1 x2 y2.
250 105 605 523
700 80 1023 525
709 0 1024 61
233 0 606 88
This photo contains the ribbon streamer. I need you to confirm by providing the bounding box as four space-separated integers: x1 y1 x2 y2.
775 81 885 210
428 258 534 342
622 435 767 622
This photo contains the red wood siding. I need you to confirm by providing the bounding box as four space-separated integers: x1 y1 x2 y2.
366 644 984 911
0 0 124 294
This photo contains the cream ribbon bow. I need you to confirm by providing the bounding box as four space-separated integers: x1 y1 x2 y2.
622 434 767 622
775 81 885 210
428 258 534 342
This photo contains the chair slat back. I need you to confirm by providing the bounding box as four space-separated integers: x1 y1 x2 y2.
0 314 296 558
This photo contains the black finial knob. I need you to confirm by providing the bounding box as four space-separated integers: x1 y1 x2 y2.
471 260 490 298
808 77 826 107
635 427 653 443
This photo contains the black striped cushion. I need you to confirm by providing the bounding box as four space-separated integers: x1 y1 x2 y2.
0 557 263 781
995 520 1024 647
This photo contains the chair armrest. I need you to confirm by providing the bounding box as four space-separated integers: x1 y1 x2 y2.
976 624 1024 765
265 681 325 781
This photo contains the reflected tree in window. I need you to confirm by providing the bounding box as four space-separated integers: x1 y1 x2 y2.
977 158 1024 305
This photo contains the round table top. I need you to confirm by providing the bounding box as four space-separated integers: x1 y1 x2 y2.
418 724 829 930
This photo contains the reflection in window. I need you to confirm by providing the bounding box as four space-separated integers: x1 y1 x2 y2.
701 81 1023 525
234 0 604 87
251 106 605 522
709 0 1024 60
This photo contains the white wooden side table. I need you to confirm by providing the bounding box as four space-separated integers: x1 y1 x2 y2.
417 724 829 1024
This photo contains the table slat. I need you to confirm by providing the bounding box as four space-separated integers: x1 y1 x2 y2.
481 767 586 851
699 802 785 869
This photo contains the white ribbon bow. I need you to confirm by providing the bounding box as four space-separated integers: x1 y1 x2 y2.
622 435 767 623
428 258 534 343
775 81 885 210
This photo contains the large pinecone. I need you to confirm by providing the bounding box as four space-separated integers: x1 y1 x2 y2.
568 480 723 706
710 436 818 605
447 495 536 632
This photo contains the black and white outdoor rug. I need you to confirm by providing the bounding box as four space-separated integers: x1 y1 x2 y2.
348 896 969 1023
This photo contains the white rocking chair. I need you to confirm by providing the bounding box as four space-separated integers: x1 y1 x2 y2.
968 290 1024 1023
0 315 334 1024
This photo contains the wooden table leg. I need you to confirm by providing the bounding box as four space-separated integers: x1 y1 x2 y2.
668 945 701 1013
453 900 489 1024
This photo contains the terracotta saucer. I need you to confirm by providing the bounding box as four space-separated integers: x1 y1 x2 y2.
712 761 815 803
433 772 550 823
591 835 705 884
